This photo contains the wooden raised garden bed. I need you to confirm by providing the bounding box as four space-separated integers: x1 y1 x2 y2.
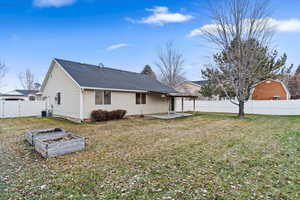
34 133 85 158
25 128 67 146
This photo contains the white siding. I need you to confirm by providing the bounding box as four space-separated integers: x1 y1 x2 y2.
42 63 81 120
83 90 169 119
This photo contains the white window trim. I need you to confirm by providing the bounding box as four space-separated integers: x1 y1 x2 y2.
95 90 111 105
136 93 146 105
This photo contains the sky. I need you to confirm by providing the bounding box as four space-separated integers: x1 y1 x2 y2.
0 0 300 92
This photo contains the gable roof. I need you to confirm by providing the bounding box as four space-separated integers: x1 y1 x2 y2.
191 80 208 86
250 79 291 99
54 58 177 94
177 80 208 88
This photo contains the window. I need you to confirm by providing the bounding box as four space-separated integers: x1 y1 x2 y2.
95 90 111 105
95 91 103 105
104 91 111 105
141 93 146 104
29 96 36 101
136 93 141 104
56 92 61 105
136 93 146 104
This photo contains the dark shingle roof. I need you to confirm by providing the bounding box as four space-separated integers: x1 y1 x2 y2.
0 90 39 97
191 80 208 86
55 59 177 94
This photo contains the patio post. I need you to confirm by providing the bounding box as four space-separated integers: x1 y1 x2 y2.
193 97 196 112
168 96 170 116
181 97 184 113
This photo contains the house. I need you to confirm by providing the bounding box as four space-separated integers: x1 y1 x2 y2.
0 89 41 101
41 58 193 122
176 80 213 100
250 80 290 100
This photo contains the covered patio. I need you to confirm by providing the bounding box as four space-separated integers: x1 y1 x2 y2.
168 92 198 113
146 92 198 119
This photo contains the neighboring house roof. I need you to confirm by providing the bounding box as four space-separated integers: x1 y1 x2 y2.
52 58 177 94
176 80 208 88
15 90 39 96
250 79 290 100
0 89 39 97
191 80 208 86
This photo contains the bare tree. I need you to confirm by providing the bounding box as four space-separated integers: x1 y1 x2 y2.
19 69 35 90
0 62 7 88
155 42 186 88
200 0 286 117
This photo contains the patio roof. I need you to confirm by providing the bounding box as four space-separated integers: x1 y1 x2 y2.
148 91 198 98
167 93 198 98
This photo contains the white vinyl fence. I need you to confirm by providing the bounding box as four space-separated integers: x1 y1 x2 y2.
176 99 300 116
0 101 46 118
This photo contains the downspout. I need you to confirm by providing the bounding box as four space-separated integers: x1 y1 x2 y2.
79 88 84 122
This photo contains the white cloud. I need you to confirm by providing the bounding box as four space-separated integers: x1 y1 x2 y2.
188 18 300 37
188 24 220 37
270 18 300 32
106 43 129 51
128 6 193 26
33 0 77 8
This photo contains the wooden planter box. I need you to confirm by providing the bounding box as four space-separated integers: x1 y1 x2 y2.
34 133 85 158
25 128 66 146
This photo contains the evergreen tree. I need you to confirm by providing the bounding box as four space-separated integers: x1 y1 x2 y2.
141 65 157 79
295 65 300 75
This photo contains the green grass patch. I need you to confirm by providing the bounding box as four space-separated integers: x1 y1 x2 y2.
0 114 299 199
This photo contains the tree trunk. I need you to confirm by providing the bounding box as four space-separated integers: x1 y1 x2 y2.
238 101 245 117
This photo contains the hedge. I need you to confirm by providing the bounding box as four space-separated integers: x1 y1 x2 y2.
91 109 127 122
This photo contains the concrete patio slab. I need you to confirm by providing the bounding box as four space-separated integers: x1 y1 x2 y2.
147 113 192 119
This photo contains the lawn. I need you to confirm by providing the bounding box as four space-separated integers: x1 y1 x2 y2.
0 113 299 200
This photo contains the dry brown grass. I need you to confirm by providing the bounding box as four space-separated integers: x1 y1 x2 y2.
0 113 299 199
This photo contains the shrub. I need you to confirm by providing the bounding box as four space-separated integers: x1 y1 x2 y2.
118 110 127 119
91 109 108 122
99 110 109 121
91 109 127 122
91 110 101 122
107 110 117 120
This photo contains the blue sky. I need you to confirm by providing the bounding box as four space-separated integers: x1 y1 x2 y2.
1 0 300 92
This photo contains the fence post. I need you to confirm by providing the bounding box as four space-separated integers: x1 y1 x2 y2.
18 100 21 117
1 101 4 118
181 97 184 113
0 101 1 118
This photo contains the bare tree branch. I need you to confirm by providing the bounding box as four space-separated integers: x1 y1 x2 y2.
0 62 7 89
19 69 35 90
155 42 186 88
